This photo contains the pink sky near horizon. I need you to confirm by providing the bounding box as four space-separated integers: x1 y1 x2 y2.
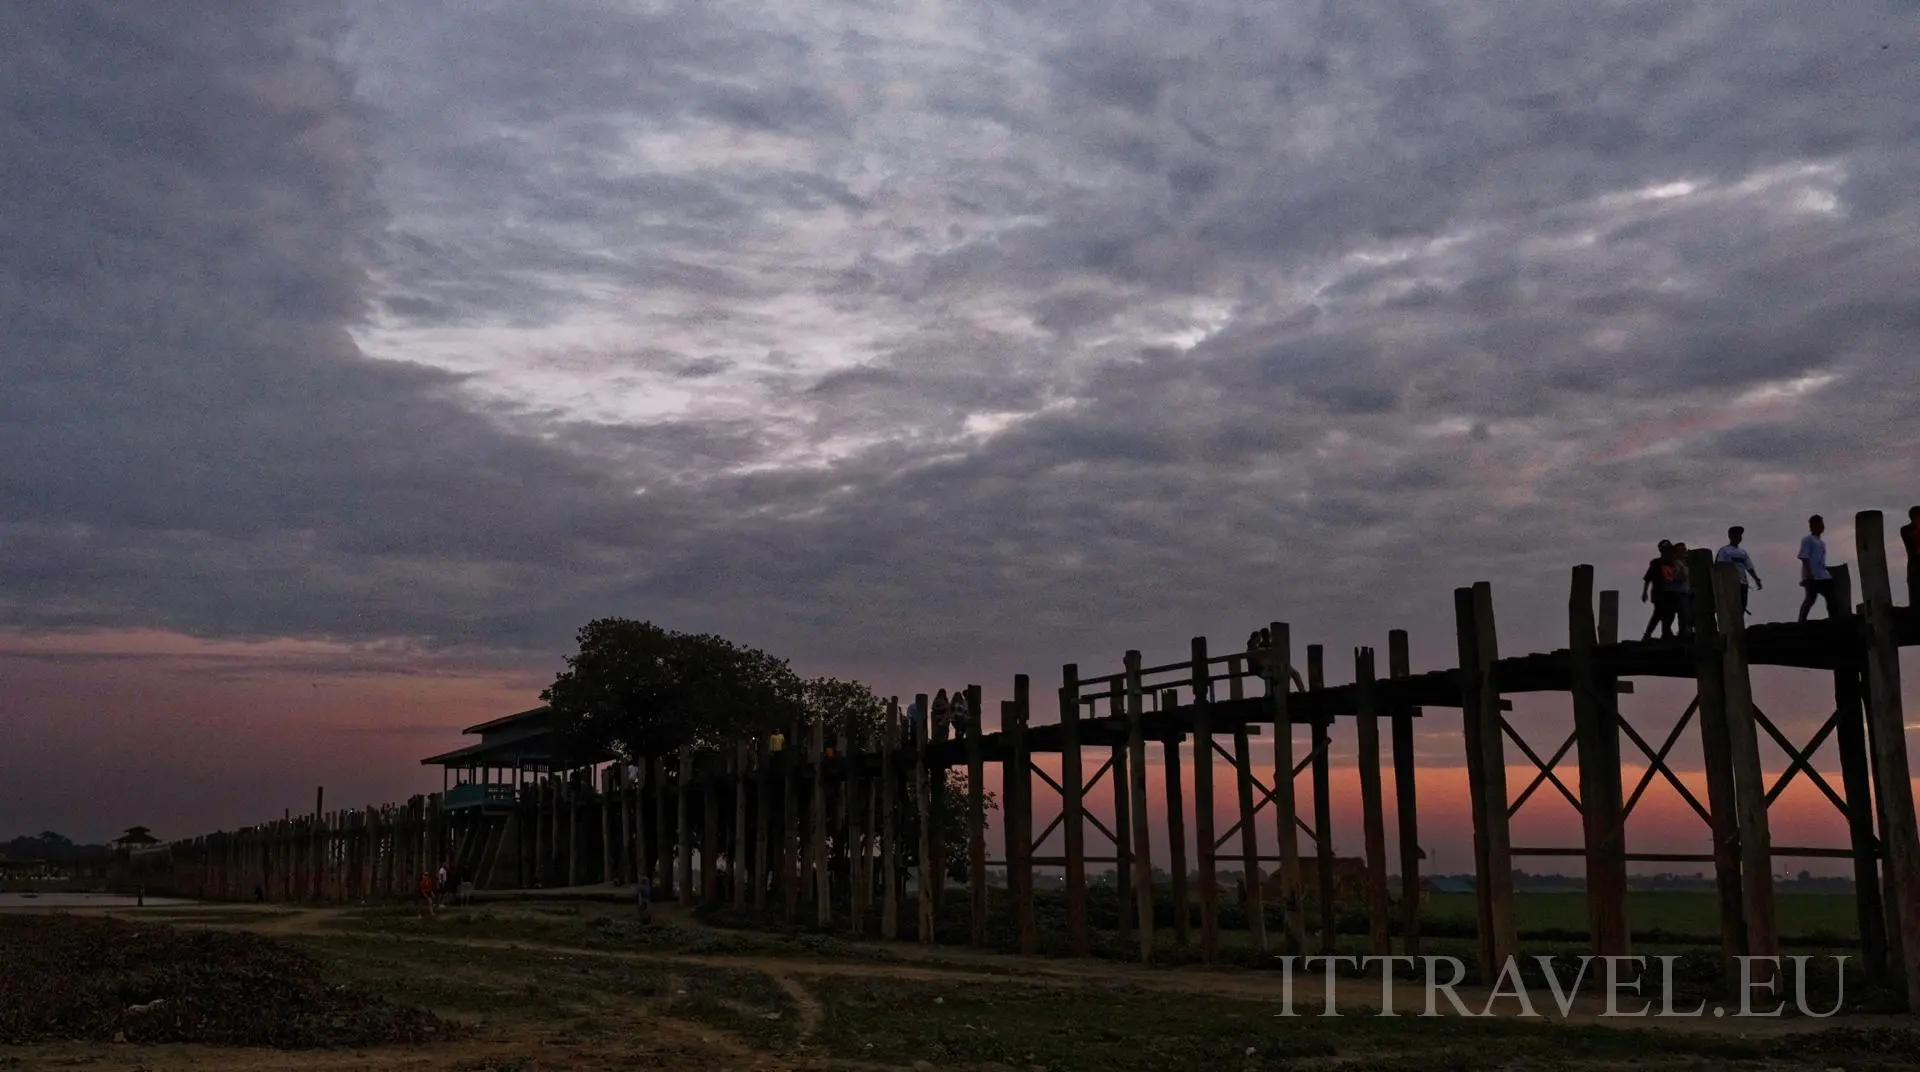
6 627 1914 881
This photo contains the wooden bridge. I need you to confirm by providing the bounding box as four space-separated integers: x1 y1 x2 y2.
121 509 1920 1008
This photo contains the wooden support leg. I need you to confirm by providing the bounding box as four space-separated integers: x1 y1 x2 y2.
1712 560 1778 986
1191 639 1220 962
1854 511 1920 1009
881 700 900 940
1232 724 1266 953
1571 566 1630 957
1061 668 1089 956
1124 651 1155 963
1163 718 1190 949
1307 645 1336 955
1388 630 1421 958
968 688 987 948
1355 647 1391 957
1267 622 1306 955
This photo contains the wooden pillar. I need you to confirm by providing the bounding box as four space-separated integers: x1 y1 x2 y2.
1267 621 1306 954
1688 555 1746 994
1455 588 1512 977
1162 695 1190 950
1355 646 1391 956
812 716 831 924
1855 511 1920 1009
1713 561 1778 982
914 693 934 942
1829 565 1890 983
1571 565 1630 957
1010 677 1037 954
654 756 674 898
1307 645 1336 955
1124 651 1154 962
1060 667 1089 955
881 698 900 939
844 727 866 934
735 742 752 907
1110 685 1133 949
1387 630 1420 957
782 719 801 920
968 685 988 948
676 748 694 906
1232 719 1265 953
1191 639 1220 962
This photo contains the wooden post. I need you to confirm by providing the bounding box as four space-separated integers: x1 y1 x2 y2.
1855 510 1920 1010
1570 565 1629 957
618 763 633 886
1713 561 1778 982
1355 646 1391 957
1162 692 1190 950
1268 621 1307 955
1307 644 1336 955
1454 588 1498 977
752 737 772 911
1110 686 1133 949
1388 630 1420 958
1688 553 1746 994
845 727 866 935
1124 651 1154 962
1468 587 1518 972
601 766 614 885
914 693 934 943
736 742 752 908
1232 719 1265 953
676 749 695 905
783 718 801 921
967 685 987 948
1008 679 1038 953
805 718 825 924
655 757 674 898
882 698 899 939
1061 667 1089 955
1829 565 1890 983
1191 638 1220 962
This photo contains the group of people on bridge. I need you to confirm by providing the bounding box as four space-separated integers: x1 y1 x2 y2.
1640 506 1919 642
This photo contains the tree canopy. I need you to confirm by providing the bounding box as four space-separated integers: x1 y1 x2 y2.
542 618 804 759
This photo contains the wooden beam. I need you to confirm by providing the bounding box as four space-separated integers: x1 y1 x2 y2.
1232 718 1265 953
914 693 933 943
1454 588 1498 976
676 748 694 906
1855 510 1920 1009
812 717 830 924
1470 584 1517 972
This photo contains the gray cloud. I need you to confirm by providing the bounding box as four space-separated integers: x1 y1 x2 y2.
5 0 1919 763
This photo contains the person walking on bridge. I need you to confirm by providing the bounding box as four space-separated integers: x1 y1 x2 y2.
1900 505 1918 608
1715 526 1763 615
1797 514 1839 622
1640 540 1678 640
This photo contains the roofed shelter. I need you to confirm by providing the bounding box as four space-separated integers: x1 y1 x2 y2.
421 706 615 811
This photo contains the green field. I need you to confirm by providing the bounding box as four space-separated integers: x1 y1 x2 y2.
1422 890 1859 943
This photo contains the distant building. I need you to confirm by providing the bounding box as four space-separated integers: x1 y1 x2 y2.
112 826 159 849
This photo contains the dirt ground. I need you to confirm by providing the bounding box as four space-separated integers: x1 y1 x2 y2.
4 899 1917 1071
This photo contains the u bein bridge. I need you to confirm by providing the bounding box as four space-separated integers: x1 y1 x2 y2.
121 510 1920 1008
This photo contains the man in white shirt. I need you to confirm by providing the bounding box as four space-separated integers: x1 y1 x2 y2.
1797 514 1838 622
1715 526 1764 614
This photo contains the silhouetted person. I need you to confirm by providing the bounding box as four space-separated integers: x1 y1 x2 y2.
950 688 971 740
1245 627 1307 691
1901 506 1919 608
1640 540 1678 640
1668 542 1693 637
1798 514 1839 621
1715 526 1763 615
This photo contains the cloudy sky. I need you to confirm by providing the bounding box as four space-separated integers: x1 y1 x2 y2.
4 2 1916 868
